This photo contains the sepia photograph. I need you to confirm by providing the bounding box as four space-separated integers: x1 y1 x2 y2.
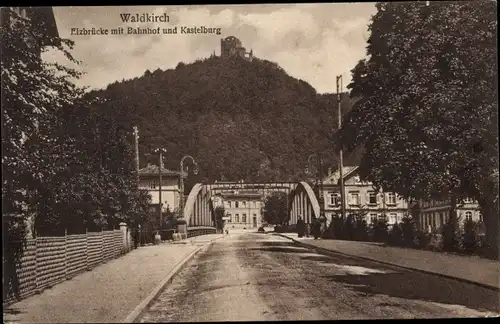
2 2 499 322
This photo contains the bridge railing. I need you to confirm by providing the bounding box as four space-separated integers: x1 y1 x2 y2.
187 226 217 238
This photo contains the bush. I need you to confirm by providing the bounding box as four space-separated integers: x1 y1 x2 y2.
344 215 356 240
427 233 444 251
353 216 369 241
414 230 430 249
442 219 460 252
329 215 345 240
371 217 389 243
388 222 403 246
401 215 417 247
462 219 477 254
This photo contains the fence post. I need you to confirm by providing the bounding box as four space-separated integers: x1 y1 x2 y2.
120 222 128 253
64 229 68 280
34 236 39 293
100 228 104 264
85 228 89 271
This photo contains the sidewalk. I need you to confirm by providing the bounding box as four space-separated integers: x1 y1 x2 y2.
275 233 500 290
3 234 223 324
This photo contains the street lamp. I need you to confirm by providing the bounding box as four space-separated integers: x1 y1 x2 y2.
179 155 199 218
337 74 346 219
153 147 167 230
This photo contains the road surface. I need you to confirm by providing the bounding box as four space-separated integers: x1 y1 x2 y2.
139 232 499 321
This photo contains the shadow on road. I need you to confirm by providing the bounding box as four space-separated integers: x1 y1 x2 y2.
300 253 500 313
248 241 315 254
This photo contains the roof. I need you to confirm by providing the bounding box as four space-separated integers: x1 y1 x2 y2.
323 166 359 185
138 164 187 178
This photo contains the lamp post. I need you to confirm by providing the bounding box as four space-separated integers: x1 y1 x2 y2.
336 74 346 220
179 155 199 218
133 126 140 186
153 148 167 230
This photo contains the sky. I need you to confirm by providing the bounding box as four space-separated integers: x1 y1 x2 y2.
48 4 377 94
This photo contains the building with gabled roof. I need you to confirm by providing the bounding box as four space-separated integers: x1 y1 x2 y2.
321 166 410 226
138 163 187 214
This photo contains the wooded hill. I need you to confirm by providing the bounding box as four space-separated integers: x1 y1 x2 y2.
86 55 362 186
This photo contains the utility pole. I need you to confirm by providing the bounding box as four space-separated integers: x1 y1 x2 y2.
336 75 346 219
154 148 167 230
133 126 140 185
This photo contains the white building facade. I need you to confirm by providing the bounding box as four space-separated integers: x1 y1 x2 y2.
417 198 482 233
138 164 186 213
321 166 410 226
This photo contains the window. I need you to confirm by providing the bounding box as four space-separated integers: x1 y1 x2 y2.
242 214 247 223
465 211 472 221
227 214 231 223
235 201 239 208
389 213 397 224
328 192 340 206
368 191 377 205
387 193 396 205
227 201 231 208
349 192 360 205
369 213 377 224
242 201 247 207
463 198 474 204
479 212 483 222
150 180 157 189
234 214 239 223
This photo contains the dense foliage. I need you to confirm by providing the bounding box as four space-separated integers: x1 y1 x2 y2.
339 1 498 258
85 55 360 189
263 192 289 226
2 8 150 299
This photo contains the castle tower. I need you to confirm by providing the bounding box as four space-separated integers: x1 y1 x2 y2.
220 36 253 61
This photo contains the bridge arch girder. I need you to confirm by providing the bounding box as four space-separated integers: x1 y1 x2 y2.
183 184 216 228
289 181 321 225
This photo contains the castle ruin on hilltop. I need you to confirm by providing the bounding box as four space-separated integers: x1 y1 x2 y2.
219 36 253 62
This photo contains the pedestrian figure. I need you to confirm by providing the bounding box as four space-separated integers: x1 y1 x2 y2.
312 217 321 239
297 216 305 238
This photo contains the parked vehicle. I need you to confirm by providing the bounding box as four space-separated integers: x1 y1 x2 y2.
258 226 265 233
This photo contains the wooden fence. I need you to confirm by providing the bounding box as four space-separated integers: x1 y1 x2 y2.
5 228 133 303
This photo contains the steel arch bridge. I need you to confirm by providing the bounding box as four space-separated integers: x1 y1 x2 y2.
182 181 322 231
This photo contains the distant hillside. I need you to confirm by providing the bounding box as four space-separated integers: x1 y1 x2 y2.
85 55 362 186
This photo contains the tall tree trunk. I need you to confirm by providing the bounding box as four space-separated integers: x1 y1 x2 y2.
478 196 499 260
477 169 499 260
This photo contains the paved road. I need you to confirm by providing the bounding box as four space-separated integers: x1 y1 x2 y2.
139 232 499 321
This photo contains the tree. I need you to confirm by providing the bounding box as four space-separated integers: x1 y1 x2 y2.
2 7 151 299
339 1 498 259
2 7 83 299
263 192 289 226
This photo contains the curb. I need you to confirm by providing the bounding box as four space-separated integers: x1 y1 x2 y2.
122 239 216 323
273 233 500 292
